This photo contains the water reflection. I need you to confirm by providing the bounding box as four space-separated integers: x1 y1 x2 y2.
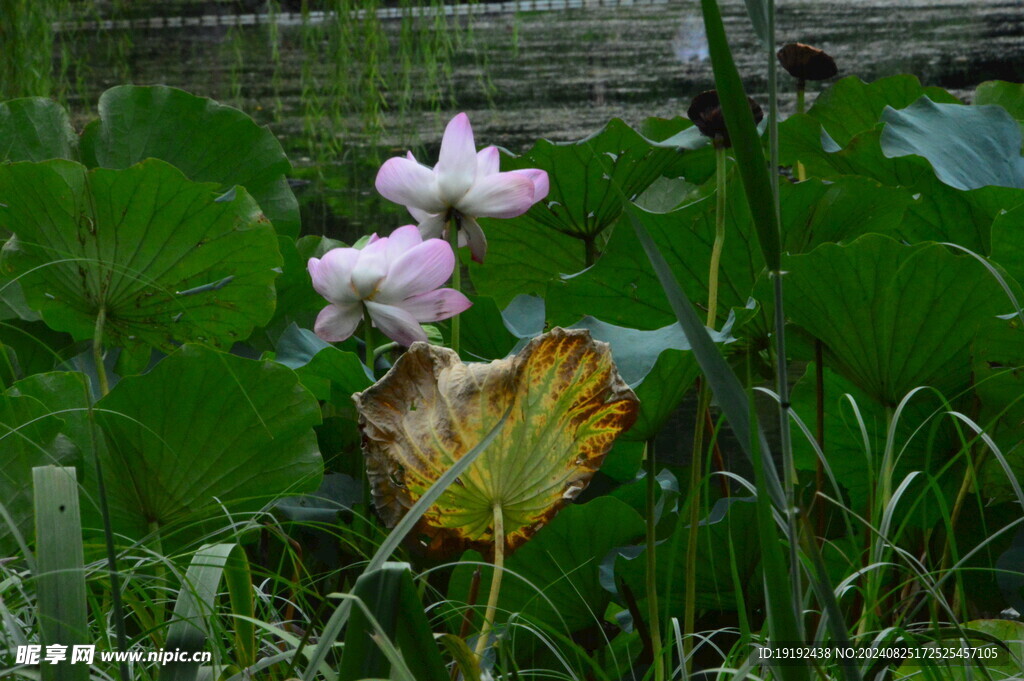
56 0 1024 236
673 13 709 63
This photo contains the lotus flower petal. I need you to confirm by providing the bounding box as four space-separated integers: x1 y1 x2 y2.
511 168 550 202
380 238 456 300
375 156 447 214
364 300 428 346
383 224 424 262
314 302 362 342
476 146 501 177
349 238 389 299
435 112 478 205
375 113 551 262
458 172 537 219
460 216 488 264
309 227 468 347
308 248 360 305
354 327 639 555
398 288 472 322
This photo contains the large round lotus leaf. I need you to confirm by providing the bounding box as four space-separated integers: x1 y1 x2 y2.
881 97 1024 191
80 85 300 237
607 496 761 618
0 159 281 354
469 119 690 306
548 174 908 332
790 363 957 518
807 74 958 147
354 328 639 554
975 80 1024 120
0 98 77 162
95 344 322 541
784 234 1004 407
272 323 373 407
779 117 1024 253
0 390 78 553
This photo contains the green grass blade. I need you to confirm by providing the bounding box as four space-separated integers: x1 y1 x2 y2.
796 516 864 681
33 466 88 681
160 543 248 681
741 0 770 48
299 405 510 681
222 546 255 670
700 0 781 272
746 400 811 681
337 562 448 681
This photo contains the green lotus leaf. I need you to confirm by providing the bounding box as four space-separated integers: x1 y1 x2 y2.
448 496 645 634
638 116 715 182
568 316 706 442
0 97 77 163
784 234 1004 406
94 344 322 542
881 97 1024 190
354 327 639 555
0 388 78 553
1 371 116 534
272 323 373 406
469 119 691 306
970 323 1024 503
974 80 1024 120
790 363 956 514
807 74 958 147
499 118 690 241
780 117 1024 253
458 294 518 362
0 321 74 386
548 174 908 331
989 203 1024 286
607 496 761 617
894 620 1024 680
0 159 281 354
80 85 300 237
0 278 39 322
252 236 327 350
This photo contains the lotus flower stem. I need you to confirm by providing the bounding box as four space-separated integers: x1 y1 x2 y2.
707 145 728 326
584 236 598 268
91 305 130 681
449 214 462 357
474 504 505 660
93 306 110 397
683 144 729 672
814 339 826 542
644 440 665 681
795 82 807 182
363 307 376 374
682 383 711 672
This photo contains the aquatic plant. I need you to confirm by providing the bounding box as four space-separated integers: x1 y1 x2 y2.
308 224 470 349
3 4 1024 680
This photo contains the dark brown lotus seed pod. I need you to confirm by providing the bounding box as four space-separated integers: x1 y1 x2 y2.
776 43 837 82
687 90 764 148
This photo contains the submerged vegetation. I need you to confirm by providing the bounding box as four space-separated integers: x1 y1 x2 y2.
2 1 1024 680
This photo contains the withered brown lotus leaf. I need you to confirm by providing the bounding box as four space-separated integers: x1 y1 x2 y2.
354 327 639 555
687 89 764 148
776 42 838 82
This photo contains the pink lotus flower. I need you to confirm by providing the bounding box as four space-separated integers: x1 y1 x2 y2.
308 225 472 347
375 112 549 263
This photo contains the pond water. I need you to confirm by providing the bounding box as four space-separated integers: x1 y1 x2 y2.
59 0 1024 236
